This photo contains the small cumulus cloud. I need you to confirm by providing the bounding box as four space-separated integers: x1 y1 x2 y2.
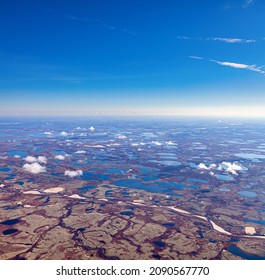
24 156 47 164
152 141 162 146
165 141 176 145
61 131 68 136
24 156 38 163
54 155 65 160
197 163 209 170
117 135 127 139
44 131 53 135
64 170 83 178
23 162 46 174
89 126 95 132
37 156 47 164
75 150 86 154
220 162 244 175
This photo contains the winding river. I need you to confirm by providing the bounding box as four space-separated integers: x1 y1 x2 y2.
132 202 265 240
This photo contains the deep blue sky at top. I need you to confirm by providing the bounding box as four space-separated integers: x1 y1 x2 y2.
0 0 265 115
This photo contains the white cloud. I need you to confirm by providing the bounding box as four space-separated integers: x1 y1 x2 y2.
165 141 176 145
179 36 256 43
89 126 95 132
55 155 65 160
207 37 255 43
242 0 254 8
37 156 47 164
75 150 86 154
152 141 162 146
24 156 37 163
23 162 46 174
14 155 21 158
210 59 265 75
220 162 243 175
189 56 204 60
117 135 127 139
44 131 53 135
24 155 47 164
198 163 209 170
61 131 68 136
197 162 244 176
211 60 249 69
176 36 191 40
64 170 83 178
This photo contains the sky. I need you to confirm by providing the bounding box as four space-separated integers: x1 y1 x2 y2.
0 0 265 117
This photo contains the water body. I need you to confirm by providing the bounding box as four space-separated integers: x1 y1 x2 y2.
105 168 123 175
157 182 184 189
8 150 27 157
113 179 170 194
2 228 19 235
0 218 20 226
187 185 199 189
219 188 230 192
153 241 166 248
235 153 265 160
142 175 159 181
244 218 265 226
120 211 134 216
152 254 161 260
0 167 12 172
227 245 265 260
77 185 96 192
215 174 233 181
83 172 109 181
187 178 208 184
149 160 181 166
105 190 113 197
238 191 257 198
162 223 175 227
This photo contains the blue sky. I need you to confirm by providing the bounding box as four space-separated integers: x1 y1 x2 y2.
0 0 265 117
